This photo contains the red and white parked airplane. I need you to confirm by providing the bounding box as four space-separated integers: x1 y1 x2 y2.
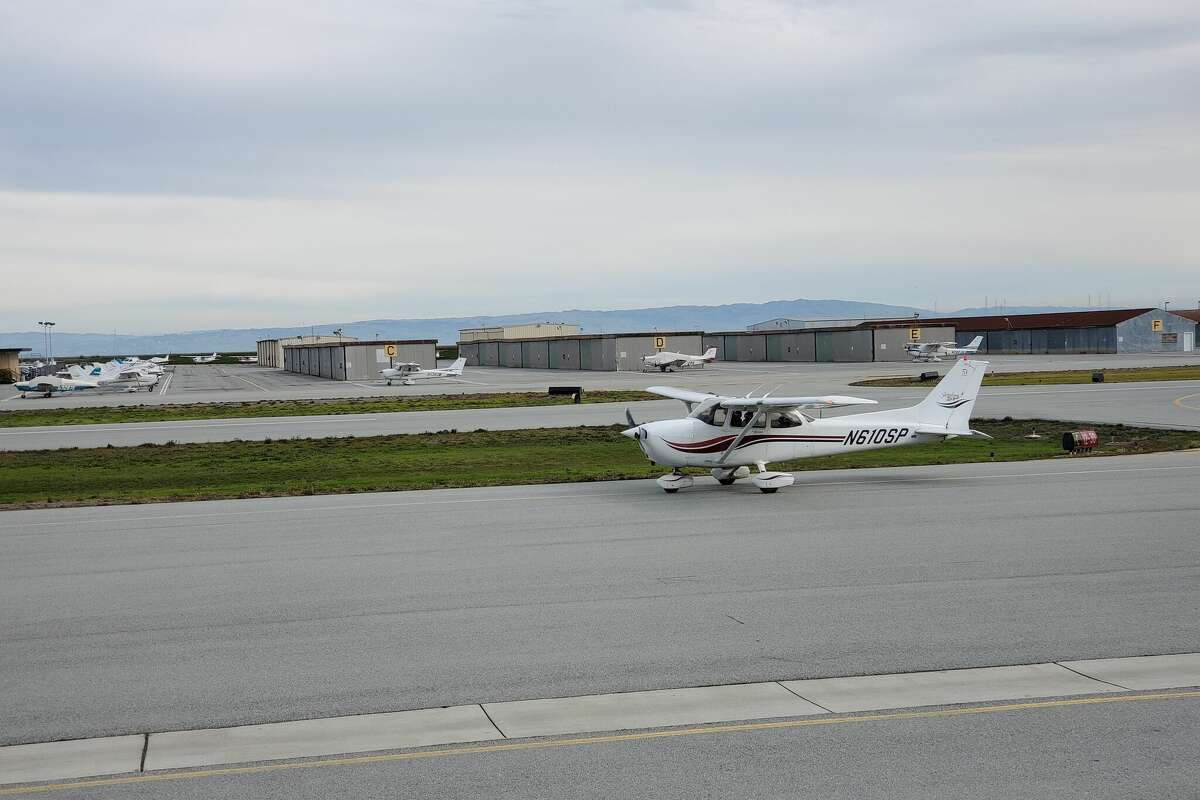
623 359 990 494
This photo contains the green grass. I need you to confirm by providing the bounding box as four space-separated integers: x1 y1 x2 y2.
0 390 658 428
851 364 1200 388
2 419 1195 509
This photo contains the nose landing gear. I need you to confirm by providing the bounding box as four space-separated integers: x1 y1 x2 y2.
656 469 693 493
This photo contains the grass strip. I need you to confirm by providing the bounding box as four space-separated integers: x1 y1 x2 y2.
851 364 1200 388
0 390 657 428
2 419 1195 509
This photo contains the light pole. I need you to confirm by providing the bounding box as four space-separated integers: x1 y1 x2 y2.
37 321 56 363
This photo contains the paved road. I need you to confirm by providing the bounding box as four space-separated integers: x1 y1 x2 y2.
2 452 1198 746
4 354 1198 409
39 695 1197 799
3 379 1199 450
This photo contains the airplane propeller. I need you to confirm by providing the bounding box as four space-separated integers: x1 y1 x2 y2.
625 408 638 427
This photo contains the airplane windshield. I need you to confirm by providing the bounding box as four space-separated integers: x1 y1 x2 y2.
694 405 726 426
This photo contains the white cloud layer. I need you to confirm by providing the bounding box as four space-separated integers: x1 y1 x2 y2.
2 1 1198 330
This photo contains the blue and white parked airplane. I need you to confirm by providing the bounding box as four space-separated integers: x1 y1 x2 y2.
623 359 990 494
14 374 102 398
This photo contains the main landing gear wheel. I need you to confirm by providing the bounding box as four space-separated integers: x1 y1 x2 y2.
711 466 751 486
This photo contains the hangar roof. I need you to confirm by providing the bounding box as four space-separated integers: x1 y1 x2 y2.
881 309 1155 331
282 339 436 348
1169 309 1200 323
460 331 703 343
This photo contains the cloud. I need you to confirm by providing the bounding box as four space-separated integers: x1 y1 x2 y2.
1 0 1198 330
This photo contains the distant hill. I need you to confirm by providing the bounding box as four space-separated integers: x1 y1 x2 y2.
0 299 1090 357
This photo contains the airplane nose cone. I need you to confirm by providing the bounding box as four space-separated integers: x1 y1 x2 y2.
621 427 639 440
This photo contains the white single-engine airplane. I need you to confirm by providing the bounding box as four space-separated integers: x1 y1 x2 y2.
380 357 467 386
192 353 219 363
642 347 718 373
14 374 100 398
623 359 990 494
906 335 983 362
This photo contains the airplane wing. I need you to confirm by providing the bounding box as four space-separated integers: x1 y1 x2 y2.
718 395 877 410
646 386 719 404
648 386 874 410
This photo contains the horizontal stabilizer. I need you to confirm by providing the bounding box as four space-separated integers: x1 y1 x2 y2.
913 424 993 439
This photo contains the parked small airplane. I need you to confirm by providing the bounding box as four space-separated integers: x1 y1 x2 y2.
15 374 101 398
642 347 718 373
192 353 219 363
147 355 170 364
380 357 467 386
623 359 990 494
906 336 983 362
66 363 159 391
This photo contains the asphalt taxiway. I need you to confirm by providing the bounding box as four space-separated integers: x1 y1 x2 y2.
3 452 1198 748
4 354 1199 409
17 694 1193 800
3 379 1198 450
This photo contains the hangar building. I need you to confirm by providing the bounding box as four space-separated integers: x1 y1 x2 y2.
459 331 704 371
1169 310 1200 342
708 322 956 363
0 347 30 382
282 340 437 381
929 308 1194 354
458 323 580 342
257 335 359 368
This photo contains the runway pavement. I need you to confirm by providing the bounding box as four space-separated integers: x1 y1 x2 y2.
3 452 1198 748
3 378 1198 450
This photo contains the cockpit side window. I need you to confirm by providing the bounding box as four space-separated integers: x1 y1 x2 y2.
767 410 803 429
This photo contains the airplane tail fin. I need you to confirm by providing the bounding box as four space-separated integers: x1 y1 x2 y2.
966 335 983 352
914 359 988 431
447 357 466 375
703 347 717 360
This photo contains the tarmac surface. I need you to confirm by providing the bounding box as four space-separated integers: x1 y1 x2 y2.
3 452 1198 748
4 353 1199 409
3 371 1199 450
21 696 1194 799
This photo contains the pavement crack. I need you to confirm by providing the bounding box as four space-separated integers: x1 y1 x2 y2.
775 681 833 713
479 704 507 739
139 733 149 772
725 614 746 625
1054 661 1134 691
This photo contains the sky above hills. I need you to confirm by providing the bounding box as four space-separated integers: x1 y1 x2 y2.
2 1 1198 333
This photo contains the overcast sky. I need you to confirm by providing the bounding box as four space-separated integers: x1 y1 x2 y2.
2 1 1198 332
